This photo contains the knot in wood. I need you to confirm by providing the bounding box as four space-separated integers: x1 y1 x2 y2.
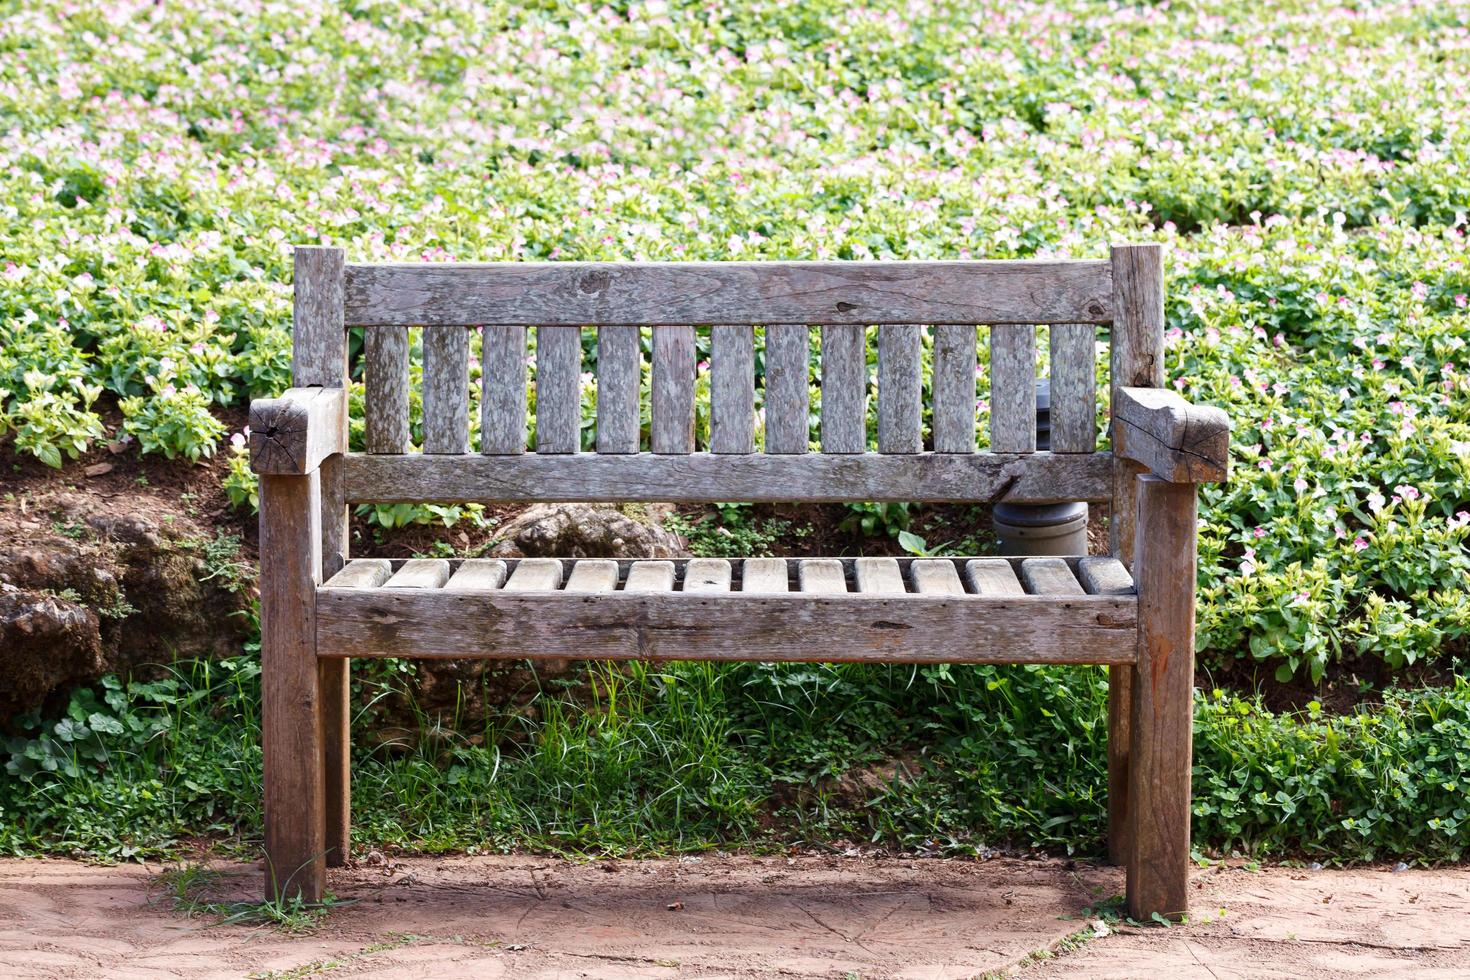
834 301 858 313
578 271 612 295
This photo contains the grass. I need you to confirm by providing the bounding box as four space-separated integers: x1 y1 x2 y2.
154 863 352 933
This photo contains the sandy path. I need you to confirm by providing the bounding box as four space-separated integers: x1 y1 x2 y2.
0 855 1466 978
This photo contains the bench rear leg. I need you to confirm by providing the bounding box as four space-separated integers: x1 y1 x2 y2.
319 455 352 868
260 472 327 902
1126 475 1196 920
1106 665 1131 865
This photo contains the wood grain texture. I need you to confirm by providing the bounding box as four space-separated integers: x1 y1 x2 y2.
1126 475 1197 921
316 589 1139 664
504 557 563 591
912 559 964 595
1109 244 1166 568
1019 557 1085 596
710 325 756 453
1077 557 1135 596
820 325 868 453
625 560 676 592
651 325 696 453
343 451 1115 505
989 323 1036 453
249 387 347 475
385 558 451 589
566 559 619 592
877 324 923 454
481 325 527 454
260 472 325 901
763 323 810 454
445 559 508 590
1049 323 1096 454
344 260 1114 327
741 557 789 592
1114 386 1230 483
292 247 346 388
855 557 904 593
535 326 582 454
964 559 1024 596
322 559 392 589
683 558 733 593
932 324 977 453
596 325 641 454
799 559 848 593
422 327 470 454
1109 663 1132 867
364 326 411 453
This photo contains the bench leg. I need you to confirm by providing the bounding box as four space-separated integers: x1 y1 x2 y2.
1126 475 1195 921
1106 665 1131 865
321 659 351 867
260 473 326 902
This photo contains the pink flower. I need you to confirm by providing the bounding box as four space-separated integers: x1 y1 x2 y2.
1352 537 1369 551
1394 484 1420 502
1252 526 1267 539
1293 478 1309 493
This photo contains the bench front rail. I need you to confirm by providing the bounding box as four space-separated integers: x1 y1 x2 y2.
251 243 1228 921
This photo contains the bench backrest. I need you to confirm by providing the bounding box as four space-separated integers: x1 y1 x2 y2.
291 246 1164 539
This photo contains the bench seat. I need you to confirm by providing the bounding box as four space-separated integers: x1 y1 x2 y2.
317 556 1137 664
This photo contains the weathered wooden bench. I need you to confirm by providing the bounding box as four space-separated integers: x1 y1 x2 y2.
250 244 1228 918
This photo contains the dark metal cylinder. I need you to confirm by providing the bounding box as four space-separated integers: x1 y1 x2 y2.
993 379 1090 556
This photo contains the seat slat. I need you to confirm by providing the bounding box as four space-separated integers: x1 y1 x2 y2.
651 326 696 453
1078 556 1135 595
855 556 905 593
565 558 620 593
504 557 563 591
596 326 641 454
344 260 1116 327
535 326 581 454
385 558 451 589
710 325 755 454
683 558 733 593
364 326 411 453
422 328 470 454
912 559 964 595
763 324 810 454
990 324 1036 454
798 559 848 593
932 324 977 453
741 557 789 592
445 559 508 590
1020 558 1086 596
1050 323 1096 454
625 560 676 592
322 559 392 589
820 325 867 454
481 325 527 454
877 324 922 454
964 559 1025 596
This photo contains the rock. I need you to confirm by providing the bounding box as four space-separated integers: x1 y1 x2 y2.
490 503 685 559
0 495 254 725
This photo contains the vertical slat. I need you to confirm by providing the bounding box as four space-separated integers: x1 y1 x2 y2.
536 326 582 454
855 557 904 593
260 471 325 901
292 247 349 871
742 558 789 592
820 325 867 453
1050 323 1096 454
710 325 756 453
764 324 810 454
1108 242 1165 869
597 325 641 454
364 326 411 453
932 324 977 453
481 325 527 454
877 324 923 454
651 325 696 453
1127 476 1197 921
423 328 470 454
989 323 1035 453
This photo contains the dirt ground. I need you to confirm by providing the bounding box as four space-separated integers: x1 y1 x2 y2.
1 855 1468 979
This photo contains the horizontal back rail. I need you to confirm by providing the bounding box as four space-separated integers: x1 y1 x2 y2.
343 260 1114 326
342 450 1113 504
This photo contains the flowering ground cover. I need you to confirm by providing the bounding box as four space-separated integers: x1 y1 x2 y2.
2 1 1469 859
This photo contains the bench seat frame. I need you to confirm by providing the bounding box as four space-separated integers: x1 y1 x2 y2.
251 244 1228 920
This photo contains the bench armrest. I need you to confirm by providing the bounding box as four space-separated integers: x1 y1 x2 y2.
1113 386 1230 483
249 387 348 475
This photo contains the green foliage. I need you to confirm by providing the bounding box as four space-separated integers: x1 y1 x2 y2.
9 657 1470 863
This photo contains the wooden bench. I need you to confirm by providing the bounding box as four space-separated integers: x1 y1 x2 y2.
250 244 1229 918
